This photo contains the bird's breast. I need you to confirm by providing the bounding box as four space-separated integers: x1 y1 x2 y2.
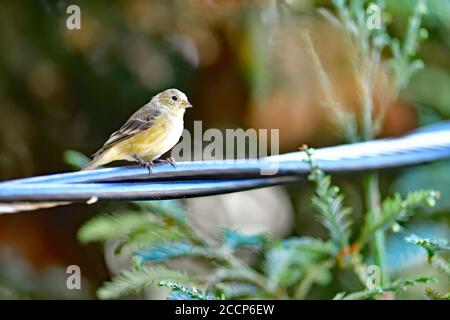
123 113 184 160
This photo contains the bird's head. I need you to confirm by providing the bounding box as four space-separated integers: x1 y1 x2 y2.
156 88 193 112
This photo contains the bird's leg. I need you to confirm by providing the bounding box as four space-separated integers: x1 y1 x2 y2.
133 155 154 174
154 156 177 168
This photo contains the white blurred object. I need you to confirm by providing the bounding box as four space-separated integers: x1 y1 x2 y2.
186 186 294 239
165 34 199 67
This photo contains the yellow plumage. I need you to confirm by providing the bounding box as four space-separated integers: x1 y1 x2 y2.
83 88 191 170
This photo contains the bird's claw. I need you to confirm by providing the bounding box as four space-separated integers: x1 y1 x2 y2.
134 156 154 174
166 156 177 168
143 161 154 174
154 157 177 169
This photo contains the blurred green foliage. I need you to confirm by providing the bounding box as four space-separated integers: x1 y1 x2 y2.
0 0 449 300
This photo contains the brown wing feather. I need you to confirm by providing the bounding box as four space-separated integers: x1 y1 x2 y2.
92 111 160 158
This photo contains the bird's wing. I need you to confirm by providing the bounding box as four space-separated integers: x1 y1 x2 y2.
92 110 161 157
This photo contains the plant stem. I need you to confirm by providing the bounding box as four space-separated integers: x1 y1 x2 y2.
360 78 390 287
363 172 389 286
358 27 390 288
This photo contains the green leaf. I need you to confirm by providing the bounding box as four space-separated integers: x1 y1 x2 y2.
134 242 209 265
303 147 352 250
77 212 154 244
358 190 439 247
63 149 90 170
431 256 450 277
282 237 338 260
388 0 428 90
208 267 259 287
405 234 450 258
264 237 335 293
311 191 352 250
264 244 301 292
221 229 266 250
114 226 185 255
392 160 450 211
159 281 219 300
424 287 450 300
381 190 438 223
135 200 186 224
97 266 191 300
215 283 259 299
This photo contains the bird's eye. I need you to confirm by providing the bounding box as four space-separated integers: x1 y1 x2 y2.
171 96 178 101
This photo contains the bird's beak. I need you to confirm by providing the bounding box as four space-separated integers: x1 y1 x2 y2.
181 100 193 109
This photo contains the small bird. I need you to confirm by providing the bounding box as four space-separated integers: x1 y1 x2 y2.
0 89 192 213
83 88 192 171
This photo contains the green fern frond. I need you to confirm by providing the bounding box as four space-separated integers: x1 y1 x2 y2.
134 241 210 266
208 267 258 287
134 200 186 224
264 237 335 294
114 226 185 255
221 229 266 250
283 237 336 298
424 287 450 300
388 0 428 90
215 282 260 299
159 281 220 300
381 190 437 224
334 276 437 300
77 212 154 244
264 244 302 293
97 266 191 300
405 234 449 259
358 190 439 247
302 147 352 250
431 256 450 277
311 192 352 250
282 236 338 259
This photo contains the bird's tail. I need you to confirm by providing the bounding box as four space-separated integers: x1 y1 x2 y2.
81 154 108 171
0 156 103 214
81 159 99 171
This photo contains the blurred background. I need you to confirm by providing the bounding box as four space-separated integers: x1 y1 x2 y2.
0 0 448 299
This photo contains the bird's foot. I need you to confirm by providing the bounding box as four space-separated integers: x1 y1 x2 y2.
134 156 154 174
143 161 154 174
154 157 177 168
